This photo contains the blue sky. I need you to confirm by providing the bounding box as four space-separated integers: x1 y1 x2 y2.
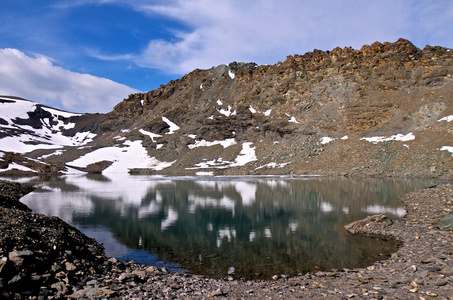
1 0 452 113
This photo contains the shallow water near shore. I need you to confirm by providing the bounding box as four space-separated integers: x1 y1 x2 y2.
7 174 439 279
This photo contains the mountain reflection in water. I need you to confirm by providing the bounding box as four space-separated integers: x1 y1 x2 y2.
16 174 433 279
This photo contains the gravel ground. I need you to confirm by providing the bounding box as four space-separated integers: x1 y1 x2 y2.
1 180 452 299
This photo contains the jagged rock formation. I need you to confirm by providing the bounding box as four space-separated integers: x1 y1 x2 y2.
1 39 452 177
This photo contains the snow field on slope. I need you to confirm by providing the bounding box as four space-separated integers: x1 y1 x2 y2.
187 142 257 170
0 98 93 153
67 140 174 173
0 98 36 123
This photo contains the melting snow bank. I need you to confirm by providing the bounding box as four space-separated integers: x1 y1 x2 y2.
2 162 36 173
439 146 453 156
162 117 180 134
232 142 257 166
320 137 335 144
361 133 415 144
187 142 257 170
67 140 175 173
255 162 289 170
188 138 237 149
139 129 161 142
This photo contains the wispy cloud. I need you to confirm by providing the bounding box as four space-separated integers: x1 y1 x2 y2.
2 0 452 113
92 0 453 74
0 49 138 113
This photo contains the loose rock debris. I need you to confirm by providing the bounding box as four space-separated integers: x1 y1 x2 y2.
0 180 452 299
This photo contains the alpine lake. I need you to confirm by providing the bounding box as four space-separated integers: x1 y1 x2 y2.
6 174 440 279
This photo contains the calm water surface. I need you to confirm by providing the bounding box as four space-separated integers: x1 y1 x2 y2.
10 174 436 278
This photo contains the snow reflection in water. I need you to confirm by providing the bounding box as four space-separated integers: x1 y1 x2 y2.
16 174 434 279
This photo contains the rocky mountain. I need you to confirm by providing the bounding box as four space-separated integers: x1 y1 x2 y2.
1 38 452 178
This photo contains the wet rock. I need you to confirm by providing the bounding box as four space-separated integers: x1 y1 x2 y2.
436 215 453 230
344 214 393 234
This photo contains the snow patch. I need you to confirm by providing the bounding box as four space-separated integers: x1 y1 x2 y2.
264 109 272 116
249 105 257 113
255 162 289 170
438 115 453 122
218 106 236 117
439 146 453 156
228 69 235 79
0 99 98 153
196 171 214 176
139 129 162 142
188 158 229 169
162 117 180 134
41 106 81 118
62 166 87 175
38 150 65 159
361 133 415 144
285 114 299 124
0 136 63 153
320 137 335 144
67 140 175 173
187 143 257 169
231 142 257 166
2 162 36 173
188 138 237 149
288 116 299 123
217 99 223 105
113 135 123 140
73 132 96 145
341 135 349 140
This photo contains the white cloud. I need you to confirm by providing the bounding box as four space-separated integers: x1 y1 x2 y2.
95 0 453 74
0 48 138 113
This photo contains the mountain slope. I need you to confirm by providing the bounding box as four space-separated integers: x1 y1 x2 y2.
1 39 452 178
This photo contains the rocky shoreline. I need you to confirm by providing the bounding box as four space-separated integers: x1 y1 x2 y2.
1 179 452 299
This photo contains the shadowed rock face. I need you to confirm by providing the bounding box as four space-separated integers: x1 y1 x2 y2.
1 39 453 177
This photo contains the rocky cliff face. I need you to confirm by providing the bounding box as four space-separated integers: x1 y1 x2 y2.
1 39 452 178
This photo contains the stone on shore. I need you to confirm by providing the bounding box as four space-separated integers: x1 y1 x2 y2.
344 214 393 234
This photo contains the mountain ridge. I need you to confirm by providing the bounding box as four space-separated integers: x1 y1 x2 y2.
1 38 452 178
